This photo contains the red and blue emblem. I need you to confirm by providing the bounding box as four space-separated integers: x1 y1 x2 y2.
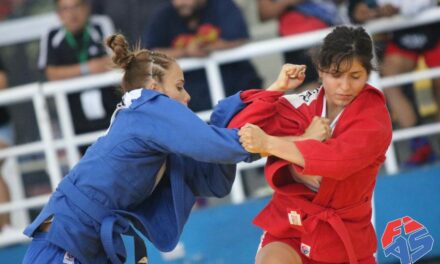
381 216 434 264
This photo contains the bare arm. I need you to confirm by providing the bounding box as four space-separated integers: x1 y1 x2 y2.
154 38 246 59
0 71 8 90
45 65 81 81
205 39 246 52
240 106 392 180
153 40 209 58
267 63 306 92
352 3 399 24
239 117 331 164
352 3 378 23
45 56 111 81
258 0 304 22
152 48 188 59
266 135 306 166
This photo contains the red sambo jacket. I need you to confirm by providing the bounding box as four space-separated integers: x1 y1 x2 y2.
228 84 392 263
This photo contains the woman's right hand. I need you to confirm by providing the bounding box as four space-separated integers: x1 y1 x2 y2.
301 116 331 142
267 64 306 92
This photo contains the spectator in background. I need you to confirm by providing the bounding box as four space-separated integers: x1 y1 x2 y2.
257 0 346 91
0 0 14 20
143 0 262 112
39 0 119 153
0 57 14 232
349 0 440 167
90 0 168 45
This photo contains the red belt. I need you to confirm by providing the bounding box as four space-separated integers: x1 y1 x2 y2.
291 197 371 264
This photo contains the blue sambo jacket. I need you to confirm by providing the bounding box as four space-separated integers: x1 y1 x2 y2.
24 89 251 264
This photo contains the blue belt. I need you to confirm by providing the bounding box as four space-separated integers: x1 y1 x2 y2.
57 179 147 264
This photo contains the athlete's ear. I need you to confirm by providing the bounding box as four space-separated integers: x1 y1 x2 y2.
149 80 164 93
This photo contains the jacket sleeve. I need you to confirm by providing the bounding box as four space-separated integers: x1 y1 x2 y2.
209 92 246 127
209 92 247 128
133 95 253 164
210 93 261 162
183 156 236 197
227 89 285 135
291 106 392 180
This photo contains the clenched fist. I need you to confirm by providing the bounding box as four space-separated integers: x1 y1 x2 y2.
267 64 306 92
238 123 270 155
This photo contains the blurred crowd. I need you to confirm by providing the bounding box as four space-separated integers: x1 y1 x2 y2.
0 0 440 232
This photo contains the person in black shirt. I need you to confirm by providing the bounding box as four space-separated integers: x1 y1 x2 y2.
39 0 119 153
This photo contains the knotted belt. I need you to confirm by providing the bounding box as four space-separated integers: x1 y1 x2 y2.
57 179 147 264
289 197 371 264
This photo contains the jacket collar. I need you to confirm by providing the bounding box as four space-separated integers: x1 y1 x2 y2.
124 88 165 109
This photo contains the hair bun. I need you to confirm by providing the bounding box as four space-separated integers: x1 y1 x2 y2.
106 34 134 70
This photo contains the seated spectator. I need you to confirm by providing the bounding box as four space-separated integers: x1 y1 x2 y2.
257 0 345 91
349 0 440 167
39 0 119 153
0 57 14 233
143 0 262 112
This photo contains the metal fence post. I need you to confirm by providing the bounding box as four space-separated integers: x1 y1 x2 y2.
33 85 63 189
54 92 81 168
205 60 226 107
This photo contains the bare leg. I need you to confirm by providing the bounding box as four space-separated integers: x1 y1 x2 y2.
256 242 302 264
382 54 418 128
0 141 10 230
0 166 10 229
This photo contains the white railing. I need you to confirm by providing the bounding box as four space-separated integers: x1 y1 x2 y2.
0 7 440 247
